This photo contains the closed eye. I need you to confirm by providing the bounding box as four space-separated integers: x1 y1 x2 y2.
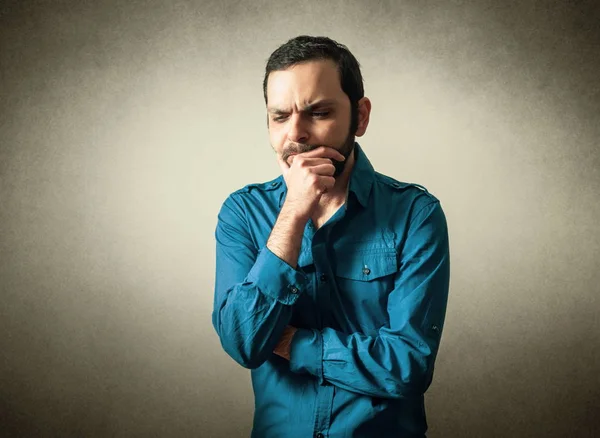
270 110 330 122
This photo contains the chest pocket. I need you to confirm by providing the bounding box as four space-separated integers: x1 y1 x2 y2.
335 246 398 281
332 244 398 329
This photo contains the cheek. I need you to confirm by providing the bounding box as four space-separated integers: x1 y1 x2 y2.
323 120 348 142
268 125 285 150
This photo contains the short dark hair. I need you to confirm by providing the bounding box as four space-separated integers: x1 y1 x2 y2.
263 35 364 133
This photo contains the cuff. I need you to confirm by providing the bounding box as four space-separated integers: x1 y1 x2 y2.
246 246 309 306
289 328 323 383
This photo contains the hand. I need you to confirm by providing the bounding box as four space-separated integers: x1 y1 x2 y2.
273 325 298 361
277 146 345 222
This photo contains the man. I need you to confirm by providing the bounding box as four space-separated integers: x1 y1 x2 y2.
212 35 450 438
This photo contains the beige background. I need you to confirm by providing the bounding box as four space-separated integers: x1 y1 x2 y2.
1 1 599 437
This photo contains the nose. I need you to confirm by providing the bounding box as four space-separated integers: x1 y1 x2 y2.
286 113 309 144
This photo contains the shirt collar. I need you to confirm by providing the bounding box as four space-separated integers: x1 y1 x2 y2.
347 142 375 209
278 142 374 209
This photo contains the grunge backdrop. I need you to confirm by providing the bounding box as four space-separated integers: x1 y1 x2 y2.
1 1 598 437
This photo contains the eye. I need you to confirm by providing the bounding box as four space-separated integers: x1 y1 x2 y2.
272 115 287 123
312 111 330 118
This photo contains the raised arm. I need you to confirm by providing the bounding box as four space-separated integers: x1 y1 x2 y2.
212 194 308 369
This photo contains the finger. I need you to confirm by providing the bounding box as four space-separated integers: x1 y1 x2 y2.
302 146 345 161
294 157 334 167
309 163 336 176
299 146 345 162
315 175 336 194
280 153 299 167
324 175 336 188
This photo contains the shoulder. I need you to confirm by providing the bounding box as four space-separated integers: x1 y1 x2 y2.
219 175 284 220
371 173 448 245
372 171 445 228
374 171 439 204
230 175 284 197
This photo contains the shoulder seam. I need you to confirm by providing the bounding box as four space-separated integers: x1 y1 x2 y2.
408 199 440 227
374 173 426 190
232 176 282 195
375 175 436 199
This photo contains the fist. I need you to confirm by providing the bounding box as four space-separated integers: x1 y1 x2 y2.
277 146 345 220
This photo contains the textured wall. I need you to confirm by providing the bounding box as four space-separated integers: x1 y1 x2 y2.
1 1 598 437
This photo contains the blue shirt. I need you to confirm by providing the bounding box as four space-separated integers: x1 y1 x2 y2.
212 143 450 438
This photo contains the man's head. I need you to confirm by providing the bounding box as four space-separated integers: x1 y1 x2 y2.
263 36 371 177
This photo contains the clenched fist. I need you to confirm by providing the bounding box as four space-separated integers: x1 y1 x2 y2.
277 146 345 222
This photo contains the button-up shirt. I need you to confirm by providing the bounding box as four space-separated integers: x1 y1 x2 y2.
212 143 450 438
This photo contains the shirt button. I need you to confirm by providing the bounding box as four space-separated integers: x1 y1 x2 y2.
319 273 327 282
315 433 324 438
289 286 299 294
362 267 371 275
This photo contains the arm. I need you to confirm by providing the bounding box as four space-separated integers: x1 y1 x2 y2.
215 147 343 368
288 200 450 399
266 201 306 269
212 194 308 369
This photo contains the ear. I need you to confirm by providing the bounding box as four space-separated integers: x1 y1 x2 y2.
354 97 371 137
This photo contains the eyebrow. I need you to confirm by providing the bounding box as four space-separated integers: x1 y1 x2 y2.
268 99 337 115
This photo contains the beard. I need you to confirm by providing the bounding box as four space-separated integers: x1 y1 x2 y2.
281 131 356 178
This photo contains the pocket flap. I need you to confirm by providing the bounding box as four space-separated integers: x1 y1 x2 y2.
335 247 398 281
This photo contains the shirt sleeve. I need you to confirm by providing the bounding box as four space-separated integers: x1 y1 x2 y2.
288 200 450 399
212 193 309 369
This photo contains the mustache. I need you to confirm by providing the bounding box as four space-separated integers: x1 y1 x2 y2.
281 143 320 161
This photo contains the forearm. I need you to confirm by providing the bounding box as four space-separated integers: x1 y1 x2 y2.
214 280 295 369
266 202 307 269
289 327 439 399
225 205 305 366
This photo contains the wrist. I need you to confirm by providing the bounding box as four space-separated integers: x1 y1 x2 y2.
266 203 307 269
280 200 310 225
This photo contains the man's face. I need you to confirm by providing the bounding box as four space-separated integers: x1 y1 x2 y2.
266 59 355 177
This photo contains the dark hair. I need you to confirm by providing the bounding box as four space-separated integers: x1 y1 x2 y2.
263 35 364 134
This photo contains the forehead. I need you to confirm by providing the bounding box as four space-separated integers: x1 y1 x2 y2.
266 59 347 110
